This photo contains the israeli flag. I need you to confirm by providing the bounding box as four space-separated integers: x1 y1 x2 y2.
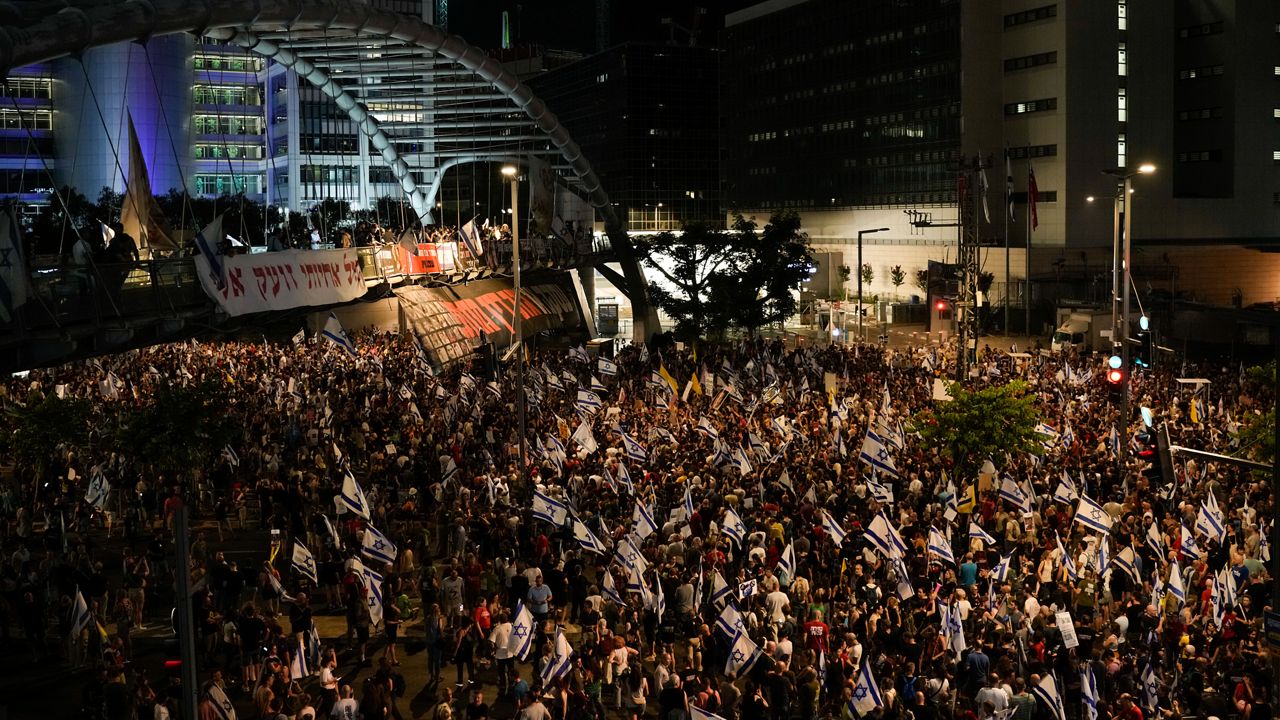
620 431 648 464
616 534 649 573
572 421 599 454
1167 559 1186 605
1146 522 1165 558
999 477 1032 513
591 375 608 393
1073 494 1114 534
1140 663 1159 713
1031 674 1068 720
85 472 110 510
866 511 906 558
682 486 696 521
322 514 343 550
360 524 398 566
540 627 574 684
615 463 635 495
575 389 603 416
867 475 894 504
992 552 1013 582
721 507 747 547
849 662 884 716
291 540 319 584
969 521 997 546
1082 664 1100 720
600 570 625 605
1056 532 1078 582
821 509 848 547
776 542 796 583
507 602 535 660
532 490 569 526
572 515 607 555
597 357 618 376
927 526 956 565
632 501 658 540
710 571 732 607
859 430 899 478
1180 524 1203 561
222 444 240 467
320 313 356 356
71 588 93 637
732 446 754 476
1195 492 1226 543
339 471 371 520
206 682 238 720
1112 546 1140 584
359 564 385 625
695 416 720 440
725 629 761 677
1053 471 1078 505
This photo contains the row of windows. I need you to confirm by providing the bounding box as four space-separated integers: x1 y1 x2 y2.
193 84 262 106
1004 51 1057 73
193 55 263 72
1005 4 1056 28
0 109 51 130
301 165 357 184
820 62 955 96
193 173 262 196
299 134 357 154
0 78 51 100
1007 144 1057 159
193 144 264 160
0 135 54 157
1178 107 1224 121
1005 98 1057 115
1178 21 1223 38
1177 150 1223 163
1178 65 1224 80
193 114 263 136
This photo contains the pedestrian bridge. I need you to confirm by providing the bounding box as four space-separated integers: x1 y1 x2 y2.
0 0 656 371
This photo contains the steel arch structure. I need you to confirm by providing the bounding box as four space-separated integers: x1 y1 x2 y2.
0 0 656 340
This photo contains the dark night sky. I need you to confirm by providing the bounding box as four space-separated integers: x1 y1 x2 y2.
446 0 760 54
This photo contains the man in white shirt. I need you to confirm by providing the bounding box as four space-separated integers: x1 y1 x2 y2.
520 696 552 720
764 587 790 625
330 685 358 720
489 612 515 692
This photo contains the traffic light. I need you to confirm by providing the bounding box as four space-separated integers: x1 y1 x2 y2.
1106 357 1125 402
1133 329 1151 368
1134 425 1175 487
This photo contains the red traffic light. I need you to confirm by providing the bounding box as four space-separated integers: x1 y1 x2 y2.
934 300 947 311
1106 368 1124 384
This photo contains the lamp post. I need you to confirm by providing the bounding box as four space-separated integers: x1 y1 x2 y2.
501 164 527 486
857 227 889 342
1102 163 1155 471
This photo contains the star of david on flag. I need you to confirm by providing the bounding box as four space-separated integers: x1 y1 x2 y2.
360 524 398 566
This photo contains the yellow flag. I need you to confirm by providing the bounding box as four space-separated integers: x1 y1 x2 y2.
1189 398 1200 424
658 364 679 394
690 373 704 396
956 484 977 514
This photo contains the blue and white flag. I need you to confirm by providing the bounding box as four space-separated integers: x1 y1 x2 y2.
85 472 110 510
1112 545 1139 584
320 313 356 356
291 540 319 584
776 542 796 583
508 602 535 660
1180 524 1203 561
597 357 618 376
632 500 658 540
1053 471 1078 505
1146 521 1166 558
725 630 761 677
821 509 848 547
709 571 733 608
866 511 906 558
600 570 625 605
322 514 343 550
1060 422 1075 447
620 431 648 464
732 446 754 476
71 588 93 637
1195 492 1226 544
1167 559 1186 605
969 520 997 546
590 375 608 393
616 534 649 573
695 416 720 440
571 421 599 455
690 706 731 720
999 476 1032 513
1082 665 1100 720
1073 494 1114 534
682 486 696 521
458 218 484 257
1056 532 1078 582
992 552 1013 582
575 389 603 416
1032 674 1068 720
568 345 589 363
849 662 884 716
615 463 635 495
540 627 574 684
360 524 398 566
859 431 899 477
571 515 607 555
532 490 569 526
358 563 384 625
927 526 956 565
867 475 894 504
721 508 747 547
339 471 371 520
1140 663 1159 712
206 683 238 720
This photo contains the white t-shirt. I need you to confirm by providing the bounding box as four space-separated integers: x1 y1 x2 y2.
490 622 514 660
331 698 359 720
764 590 789 623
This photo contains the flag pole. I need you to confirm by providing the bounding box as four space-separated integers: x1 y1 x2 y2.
1004 149 1010 336
1025 160 1033 337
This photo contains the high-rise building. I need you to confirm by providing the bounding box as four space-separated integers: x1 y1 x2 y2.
720 0 1280 313
527 42 721 232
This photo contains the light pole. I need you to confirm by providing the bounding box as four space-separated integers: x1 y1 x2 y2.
857 227 889 342
501 164 527 486
1102 163 1155 470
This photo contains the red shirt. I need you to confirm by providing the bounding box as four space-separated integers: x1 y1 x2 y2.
802 620 829 653
473 605 492 632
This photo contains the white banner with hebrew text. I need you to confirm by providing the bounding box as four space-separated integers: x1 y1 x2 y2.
194 248 367 317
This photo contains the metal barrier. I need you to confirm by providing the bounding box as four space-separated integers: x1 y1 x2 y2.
17 257 209 333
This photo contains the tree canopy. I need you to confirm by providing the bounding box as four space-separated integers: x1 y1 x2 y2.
910 380 1043 480
634 210 813 340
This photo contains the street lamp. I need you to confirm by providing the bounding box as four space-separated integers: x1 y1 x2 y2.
500 163 527 489
857 227 890 341
1102 163 1155 469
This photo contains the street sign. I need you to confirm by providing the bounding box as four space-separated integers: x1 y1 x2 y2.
1265 611 1280 653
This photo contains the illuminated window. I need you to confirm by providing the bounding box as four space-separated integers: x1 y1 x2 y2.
1118 90 1127 122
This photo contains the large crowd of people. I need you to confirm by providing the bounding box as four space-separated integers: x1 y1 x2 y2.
0 328 1273 720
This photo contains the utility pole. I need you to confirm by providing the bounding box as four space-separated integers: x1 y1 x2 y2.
174 506 198 720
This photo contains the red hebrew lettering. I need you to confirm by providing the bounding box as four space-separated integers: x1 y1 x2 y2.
253 267 270 298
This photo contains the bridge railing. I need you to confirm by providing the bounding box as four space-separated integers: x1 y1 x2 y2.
16 257 209 333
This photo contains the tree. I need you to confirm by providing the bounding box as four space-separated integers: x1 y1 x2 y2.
4 393 94 491
115 380 238 482
889 265 906 296
835 265 852 300
913 268 930 295
1237 362 1275 468
909 380 1043 480
633 222 736 340
708 210 814 336
860 263 874 290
